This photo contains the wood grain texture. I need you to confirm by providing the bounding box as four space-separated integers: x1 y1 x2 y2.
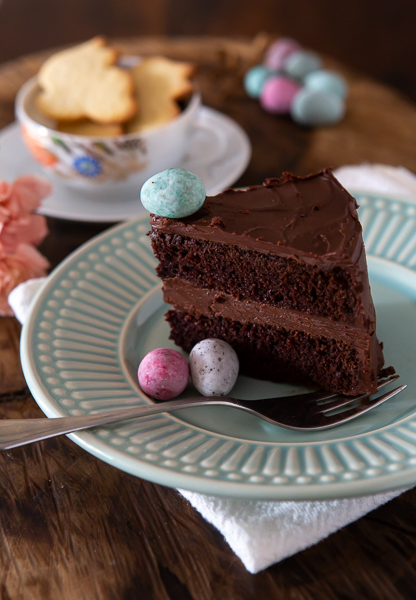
1 37 416 599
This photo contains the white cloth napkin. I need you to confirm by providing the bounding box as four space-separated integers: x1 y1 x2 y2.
179 488 404 573
8 164 416 574
335 163 416 199
8 277 47 324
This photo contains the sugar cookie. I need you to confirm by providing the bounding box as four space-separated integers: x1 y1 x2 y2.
126 57 195 133
36 37 137 124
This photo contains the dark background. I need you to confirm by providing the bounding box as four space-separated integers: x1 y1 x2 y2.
0 0 416 101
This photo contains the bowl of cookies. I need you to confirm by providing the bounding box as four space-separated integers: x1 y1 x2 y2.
15 37 200 199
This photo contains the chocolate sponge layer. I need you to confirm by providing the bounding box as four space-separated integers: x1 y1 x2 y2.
150 231 364 324
166 309 376 396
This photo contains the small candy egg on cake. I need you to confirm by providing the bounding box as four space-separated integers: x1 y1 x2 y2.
140 168 206 218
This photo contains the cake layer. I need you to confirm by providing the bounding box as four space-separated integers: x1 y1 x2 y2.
166 309 379 396
163 278 383 395
152 232 367 324
163 278 371 347
150 169 363 265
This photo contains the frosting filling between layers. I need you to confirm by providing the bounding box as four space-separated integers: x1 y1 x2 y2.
163 278 372 349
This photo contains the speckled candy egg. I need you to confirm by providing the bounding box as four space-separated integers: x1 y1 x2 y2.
260 76 301 114
304 69 348 99
283 50 322 80
138 348 189 400
140 168 206 218
244 65 275 98
189 339 239 396
264 38 301 70
291 89 346 126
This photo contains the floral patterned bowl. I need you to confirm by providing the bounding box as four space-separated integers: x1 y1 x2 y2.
15 76 201 200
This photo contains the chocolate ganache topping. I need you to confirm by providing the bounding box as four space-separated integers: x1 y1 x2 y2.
150 168 363 266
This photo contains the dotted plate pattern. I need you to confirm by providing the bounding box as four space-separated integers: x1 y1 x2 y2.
21 192 416 500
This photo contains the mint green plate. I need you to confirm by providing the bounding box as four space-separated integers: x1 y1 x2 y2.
21 192 416 500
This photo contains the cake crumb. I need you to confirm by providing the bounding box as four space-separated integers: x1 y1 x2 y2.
209 216 225 228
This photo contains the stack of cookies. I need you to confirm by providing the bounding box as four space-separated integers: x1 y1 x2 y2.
35 37 195 137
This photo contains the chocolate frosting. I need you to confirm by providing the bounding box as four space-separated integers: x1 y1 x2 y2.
163 278 370 349
151 169 363 267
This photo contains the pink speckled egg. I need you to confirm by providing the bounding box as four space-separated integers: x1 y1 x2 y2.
260 76 301 114
138 348 189 400
264 38 301 70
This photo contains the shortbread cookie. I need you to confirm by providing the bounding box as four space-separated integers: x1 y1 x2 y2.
126 57 195 133
36 37 137 124
57 119 123 136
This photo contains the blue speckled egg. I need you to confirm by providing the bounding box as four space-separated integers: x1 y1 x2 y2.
304 69 348 99
140 168 206 218
244 65 275 98
291 89 346 126
283 50 322 80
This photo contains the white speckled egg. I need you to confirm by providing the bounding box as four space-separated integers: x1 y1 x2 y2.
189 339 239 396
291 89 346 126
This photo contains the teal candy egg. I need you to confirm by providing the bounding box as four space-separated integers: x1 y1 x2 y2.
304 69 348 99
244 65 275 98
140 168 206 218
283 50 322 80
291 89 346 126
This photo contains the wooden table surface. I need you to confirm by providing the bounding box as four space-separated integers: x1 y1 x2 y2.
1 36 416 600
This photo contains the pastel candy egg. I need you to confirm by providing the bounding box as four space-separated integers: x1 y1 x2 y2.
138 348 189 400
291 89 346 126
189 339 239 396
140 168 206 218
283 50 322 80
260 76 301 114
304 69 348 99
244 65 275 98
264 38 301 70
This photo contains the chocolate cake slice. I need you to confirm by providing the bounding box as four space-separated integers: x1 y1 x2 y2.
149 168 384 395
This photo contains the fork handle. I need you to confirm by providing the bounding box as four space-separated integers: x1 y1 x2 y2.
0 396 232 450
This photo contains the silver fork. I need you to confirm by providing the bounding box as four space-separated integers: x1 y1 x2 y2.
0 374 405 450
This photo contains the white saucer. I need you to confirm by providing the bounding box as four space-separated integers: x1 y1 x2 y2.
0 107 251 222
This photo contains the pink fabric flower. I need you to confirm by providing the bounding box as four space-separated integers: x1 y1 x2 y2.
0 175 50 316
0 175 51 253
